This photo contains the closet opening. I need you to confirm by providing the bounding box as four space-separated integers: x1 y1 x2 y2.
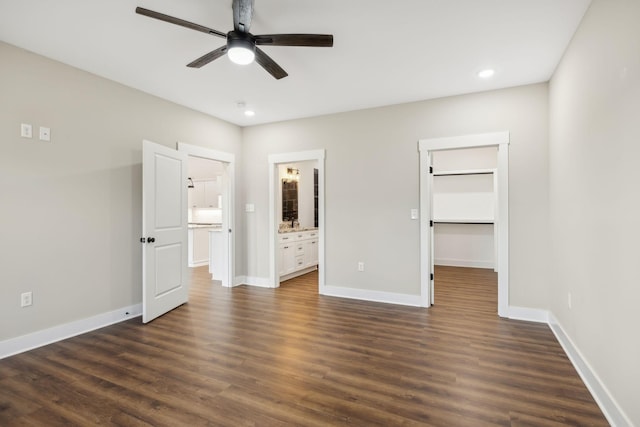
418 132 510 317
431 148 498 313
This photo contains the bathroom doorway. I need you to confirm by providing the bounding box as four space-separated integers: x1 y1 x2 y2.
268 150 325 292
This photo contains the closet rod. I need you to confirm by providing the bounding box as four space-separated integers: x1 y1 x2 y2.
434 221 494 225
433 171 494 177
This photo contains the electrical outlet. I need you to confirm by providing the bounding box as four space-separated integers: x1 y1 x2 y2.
39 126 51 141
568 292 572 309
358 262 365 272
21 291 33 307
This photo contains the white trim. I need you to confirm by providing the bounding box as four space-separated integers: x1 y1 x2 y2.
418 131 510 316
189 261 209 268
548 313 632 427
268 150 326 292
235 276 272 288
0 304 142 359
321 286 422 307
177 143 235 163
507 306 548 323
280 266 318 282
433 168 495 176
418 131 510 151
434 259 494 269
178 142 235 288
269 150 325 164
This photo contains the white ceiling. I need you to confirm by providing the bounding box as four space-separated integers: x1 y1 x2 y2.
0 0 591 126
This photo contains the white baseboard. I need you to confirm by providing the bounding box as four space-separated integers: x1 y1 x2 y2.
321 285 422 307
189 260 208 268
0 304 142 360
280 266 317 282
235 276 273 288
435 258 494 269
507 306 549 323
548 313 631 427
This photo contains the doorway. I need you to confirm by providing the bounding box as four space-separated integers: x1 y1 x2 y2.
178 143 235 287
418 132 510 316
268 150 325 291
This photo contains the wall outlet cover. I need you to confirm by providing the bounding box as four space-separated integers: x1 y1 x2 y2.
21 291 33 307
39 126 51 141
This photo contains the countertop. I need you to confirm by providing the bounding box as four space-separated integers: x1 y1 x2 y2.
278 227 318 234
188 223 221 229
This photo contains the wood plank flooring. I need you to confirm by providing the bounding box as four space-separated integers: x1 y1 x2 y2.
0 266 608 426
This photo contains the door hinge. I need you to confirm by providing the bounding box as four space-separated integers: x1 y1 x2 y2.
429 166 433 174
430 220 433 227
228 228 232 233
430 273 434 281
140 237 146 243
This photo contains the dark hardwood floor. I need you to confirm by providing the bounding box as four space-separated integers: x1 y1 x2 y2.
0 266 607 426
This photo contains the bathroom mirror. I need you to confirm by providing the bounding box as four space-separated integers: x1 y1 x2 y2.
282 179 298 221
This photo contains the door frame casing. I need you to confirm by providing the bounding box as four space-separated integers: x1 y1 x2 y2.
418 132 510 316
268 150 325 290
177 142 235 287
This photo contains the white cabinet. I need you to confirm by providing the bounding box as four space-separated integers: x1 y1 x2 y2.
188 182 205 208
305 238 318 268
209 229 227 284
188 178 220 208
188 227 211 267
279 230 319 280
203 180 219 208
279 243 296 276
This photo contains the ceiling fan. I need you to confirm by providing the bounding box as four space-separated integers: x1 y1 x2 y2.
135 0 333 80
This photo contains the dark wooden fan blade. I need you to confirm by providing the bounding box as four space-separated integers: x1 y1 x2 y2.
232 0 254 32
187 46 228 68
135 7 227 39
254 34 333 47
254 47 288 80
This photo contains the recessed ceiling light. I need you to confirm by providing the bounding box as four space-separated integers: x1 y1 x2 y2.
477 69 495 79
244 110 255 117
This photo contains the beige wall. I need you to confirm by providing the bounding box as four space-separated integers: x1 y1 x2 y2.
0 40 550 346
549 0 640 424
0 42 243 341
242 83 550 305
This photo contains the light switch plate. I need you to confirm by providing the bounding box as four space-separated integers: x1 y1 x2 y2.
245 203 255 212
21 123 32 138
410 208 419 220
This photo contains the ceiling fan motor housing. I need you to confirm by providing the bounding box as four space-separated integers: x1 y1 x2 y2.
228 31 255 51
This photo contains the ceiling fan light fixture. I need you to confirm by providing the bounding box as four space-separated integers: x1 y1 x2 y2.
227 34 255 65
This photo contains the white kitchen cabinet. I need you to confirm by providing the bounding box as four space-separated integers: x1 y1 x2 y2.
188 182 205 208
188 178 220 208
209 229 227 284
203 179 219 208
278 230 319 281
188 227 211 267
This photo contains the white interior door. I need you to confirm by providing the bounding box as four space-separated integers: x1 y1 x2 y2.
142 140 189 323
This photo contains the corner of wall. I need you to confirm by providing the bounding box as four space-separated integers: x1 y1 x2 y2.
548 312 633 427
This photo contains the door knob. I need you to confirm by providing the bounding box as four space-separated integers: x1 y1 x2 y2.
147 237 156 243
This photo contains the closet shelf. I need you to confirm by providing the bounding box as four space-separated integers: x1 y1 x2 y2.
433 219 494 224
433 168 495 177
